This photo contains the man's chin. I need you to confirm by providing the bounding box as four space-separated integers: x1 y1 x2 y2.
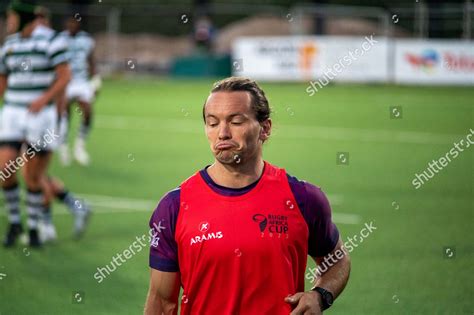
215 151 240 165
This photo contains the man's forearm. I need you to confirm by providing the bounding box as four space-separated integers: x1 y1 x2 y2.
314 240 351 299
161 299 178 315
88 54 96 77
144 293 179 315
55 89 67 114
315 254 350 299
0 75 6 99
144 290 164 315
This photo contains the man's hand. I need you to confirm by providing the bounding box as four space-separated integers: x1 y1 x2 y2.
29 94 50 113
285 291 323 315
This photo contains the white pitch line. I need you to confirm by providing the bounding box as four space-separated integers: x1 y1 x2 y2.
0 193 359 224
79 192 344 211
80 193 157 210
94 115 463 145
332 213 361 225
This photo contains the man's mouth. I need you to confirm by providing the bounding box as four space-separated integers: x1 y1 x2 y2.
215 142 235 150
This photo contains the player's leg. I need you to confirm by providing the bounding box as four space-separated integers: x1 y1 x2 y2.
23 105 59 247
72 81 95 166
47 176 91 238
22 150 51 247
74 99 92 166
58 113 71 165
0 143 23 247
36 174 57 243
0 106 27 247
58 88 73 166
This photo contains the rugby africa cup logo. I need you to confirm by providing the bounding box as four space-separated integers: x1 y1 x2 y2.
252 213 289 238
252 214 268 232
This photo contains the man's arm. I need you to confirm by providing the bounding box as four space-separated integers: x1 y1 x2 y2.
144 269 181 315
313 238 351 299
285 239 350 314
146 188 181 314
0 44 6 98
29 63 71 113
88 50 96 77
55 88 67 115
0 74 6 99
88 50 102 95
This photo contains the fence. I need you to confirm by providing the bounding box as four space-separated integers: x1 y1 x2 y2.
0 1 472 73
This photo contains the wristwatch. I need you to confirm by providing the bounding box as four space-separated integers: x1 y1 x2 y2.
311 287 334 311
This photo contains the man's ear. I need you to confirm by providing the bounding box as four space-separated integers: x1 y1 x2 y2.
259 118 272 142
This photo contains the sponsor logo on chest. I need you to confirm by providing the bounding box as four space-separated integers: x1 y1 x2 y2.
190 221 224 246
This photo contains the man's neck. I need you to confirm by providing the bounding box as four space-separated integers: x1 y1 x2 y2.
207 158 265 189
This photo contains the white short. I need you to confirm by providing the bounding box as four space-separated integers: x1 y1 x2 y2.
66 80 95 104
0 105 60 151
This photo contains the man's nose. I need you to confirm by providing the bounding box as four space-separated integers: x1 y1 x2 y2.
218 122 231 140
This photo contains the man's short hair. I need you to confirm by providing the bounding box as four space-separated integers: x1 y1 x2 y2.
203 77 271 123
9 1 37 30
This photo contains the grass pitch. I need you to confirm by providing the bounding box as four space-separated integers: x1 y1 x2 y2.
0 78 473 314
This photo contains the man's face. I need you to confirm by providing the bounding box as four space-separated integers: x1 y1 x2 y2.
66 18 80 34
6 10 19 34
204 91 270 165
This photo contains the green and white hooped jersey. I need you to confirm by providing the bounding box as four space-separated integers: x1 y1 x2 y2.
0 28 69 108
60 30 95 82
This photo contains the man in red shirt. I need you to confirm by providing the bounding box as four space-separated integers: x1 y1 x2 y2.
144 77 351 314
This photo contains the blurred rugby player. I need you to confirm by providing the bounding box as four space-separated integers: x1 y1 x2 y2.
0 1 70 247
58 16 99 166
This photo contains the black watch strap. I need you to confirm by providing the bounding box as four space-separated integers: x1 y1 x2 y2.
311 286 334 311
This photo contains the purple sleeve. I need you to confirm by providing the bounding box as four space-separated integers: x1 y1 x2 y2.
149 188 181 272
287 174 340 257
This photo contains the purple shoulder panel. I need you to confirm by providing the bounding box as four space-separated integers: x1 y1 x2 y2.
287 174 340 257
149 187 181 272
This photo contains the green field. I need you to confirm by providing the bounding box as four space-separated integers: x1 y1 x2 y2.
0 78 473 314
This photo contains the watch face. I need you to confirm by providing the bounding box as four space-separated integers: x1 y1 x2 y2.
324 291 334 305
315 287 334 308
